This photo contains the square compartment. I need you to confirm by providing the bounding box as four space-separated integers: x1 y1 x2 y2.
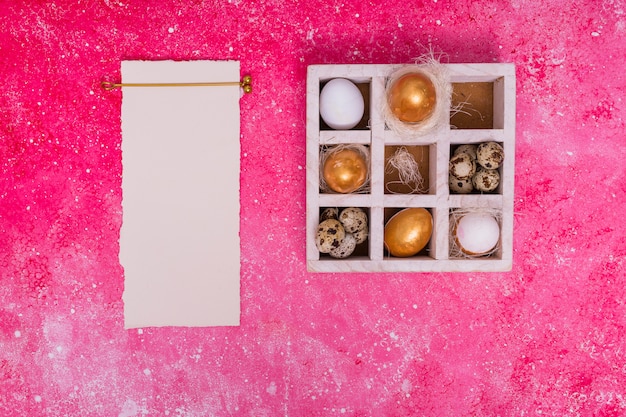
319 145 371 194
384 145 431 195
450 81 502 129
318 207 370 259
383 207 434 259
449 143 504 195
448 208 502 260
319 79 371 131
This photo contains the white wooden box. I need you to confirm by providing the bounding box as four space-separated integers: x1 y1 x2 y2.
306 63 516 272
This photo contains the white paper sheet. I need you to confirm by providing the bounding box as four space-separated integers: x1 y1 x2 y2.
120 60 240 328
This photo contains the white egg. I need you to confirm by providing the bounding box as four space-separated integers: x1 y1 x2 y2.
455 213 500 256
319 78 365 130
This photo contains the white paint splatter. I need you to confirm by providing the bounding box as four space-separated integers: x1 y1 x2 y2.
14 330 21 338
119 398 148 417
401 379 412 396
34 395 42 403
267 381 277 395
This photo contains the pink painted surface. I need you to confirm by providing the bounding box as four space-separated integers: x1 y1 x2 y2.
1 1 625 415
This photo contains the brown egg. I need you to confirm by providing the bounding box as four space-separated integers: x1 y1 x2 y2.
384 208 433 257
323 149 368 193
387 72 437 123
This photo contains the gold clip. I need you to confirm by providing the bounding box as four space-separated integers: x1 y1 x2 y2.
102 75 253 93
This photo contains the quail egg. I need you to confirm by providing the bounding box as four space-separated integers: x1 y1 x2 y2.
449 152 476 180
338 207 367 233
476 142 504 169
315 219 345 253
453 144 477 160
449 175 474 194
329 233 357 258
352 224 369 244
472 168 500 192
320 207 339 221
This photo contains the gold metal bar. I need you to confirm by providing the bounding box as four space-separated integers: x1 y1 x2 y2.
102 75 252 93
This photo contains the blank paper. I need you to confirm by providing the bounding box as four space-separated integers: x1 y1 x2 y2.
120 60 241 328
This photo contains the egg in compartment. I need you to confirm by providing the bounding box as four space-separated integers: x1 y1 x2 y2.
319 78 365 130
449 141 503 194
320 145 370 194
472 168 500 192
339 207 368 233
449 175 473 194
448 152 476 181
451 211 501 257
315 219 345 254
476 142 504 169
384 208 433 258
316 207 369 259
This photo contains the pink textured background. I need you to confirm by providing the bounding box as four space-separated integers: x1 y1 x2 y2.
1 1 625 416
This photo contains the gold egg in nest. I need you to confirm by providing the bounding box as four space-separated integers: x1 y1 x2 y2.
387 72 437 123
384 208 433 257
322 148 368 193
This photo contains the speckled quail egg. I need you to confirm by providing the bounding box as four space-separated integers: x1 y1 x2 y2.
329 233 357 258
338 207 368 233
449 174 474 194
352 224 369 244
449 152 476 180
453 144 478 161
476 142 504 169
320 207 339 221
315 219 346 253
472 168 500 192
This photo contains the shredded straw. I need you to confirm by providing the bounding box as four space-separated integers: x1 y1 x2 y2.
385 147 427 194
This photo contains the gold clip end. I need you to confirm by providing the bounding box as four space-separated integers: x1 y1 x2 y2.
101 81 120 91
241 75 252 94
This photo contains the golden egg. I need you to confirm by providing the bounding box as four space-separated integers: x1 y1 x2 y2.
384 208 433 257
323 149 368 193
387 72 437 123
